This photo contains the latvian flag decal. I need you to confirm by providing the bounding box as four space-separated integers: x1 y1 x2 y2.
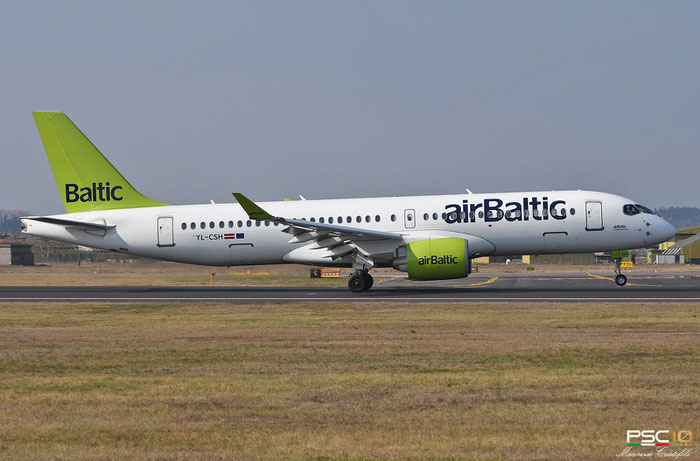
225 233 245 240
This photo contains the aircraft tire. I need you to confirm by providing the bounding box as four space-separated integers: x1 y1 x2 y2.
348 273 367 292
615 274 627 286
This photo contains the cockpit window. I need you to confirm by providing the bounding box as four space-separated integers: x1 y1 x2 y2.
635 204 655 215
623 204 641 216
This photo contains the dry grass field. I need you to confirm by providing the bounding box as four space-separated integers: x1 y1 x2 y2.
0 261 349 287
0 300 697 460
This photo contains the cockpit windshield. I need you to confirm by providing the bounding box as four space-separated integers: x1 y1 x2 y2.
623 204 641 216
635 204 656 215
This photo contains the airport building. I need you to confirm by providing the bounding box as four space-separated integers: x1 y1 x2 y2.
0 239 34 266
654 225 700 264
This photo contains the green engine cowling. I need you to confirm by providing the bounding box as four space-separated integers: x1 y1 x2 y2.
393 238 471 280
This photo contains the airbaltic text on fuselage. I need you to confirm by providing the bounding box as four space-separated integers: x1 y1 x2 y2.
65 183 123 202
444 196 567 223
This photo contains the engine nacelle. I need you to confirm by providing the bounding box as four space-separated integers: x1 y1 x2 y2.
393 237 471 280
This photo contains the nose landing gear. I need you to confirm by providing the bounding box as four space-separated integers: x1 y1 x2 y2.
614 258 627 286
348 270 374 292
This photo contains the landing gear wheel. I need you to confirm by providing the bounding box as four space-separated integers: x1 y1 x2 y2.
348 271 373 292
348 272 367 292
613 257 627 287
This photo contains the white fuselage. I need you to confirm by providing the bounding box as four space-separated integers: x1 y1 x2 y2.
22 190 675 267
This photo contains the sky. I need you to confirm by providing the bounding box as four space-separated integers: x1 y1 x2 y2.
1 1 698 214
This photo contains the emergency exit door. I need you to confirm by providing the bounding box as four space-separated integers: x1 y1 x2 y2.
157 217 175 247
585 202 603 231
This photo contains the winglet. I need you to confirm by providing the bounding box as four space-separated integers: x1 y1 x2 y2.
232 193 277 221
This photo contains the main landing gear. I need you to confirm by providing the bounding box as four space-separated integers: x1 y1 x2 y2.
348 270 374 292
614 258 627 286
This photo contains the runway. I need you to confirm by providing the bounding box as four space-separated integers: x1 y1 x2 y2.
1 273 699 302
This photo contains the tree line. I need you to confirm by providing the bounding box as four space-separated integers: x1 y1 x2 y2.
655 207 700 230
0 209 30 235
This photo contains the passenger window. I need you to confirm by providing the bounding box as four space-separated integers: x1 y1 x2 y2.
274 222 279 226
542 209 548 217
478 211 484 219
237 220 243 227
391 214 396 222
407 214 413 221
347 216 352 223
310 218 316 222
209 221 215 229
219 221 225 228
329 217 334 224
423 213 429 221
319 217 325 223
190 222 196 230
181 223 187 230
375 215 380 222
255 220 261 227
365 215 370 223
246 220 252 227
228 221 234 228
470 212 475 220
570 208 576 216
356 216 361 223
200 222 206 229
338 217 343 224
442 213 447 219
432 213 438 220
265 221 270 226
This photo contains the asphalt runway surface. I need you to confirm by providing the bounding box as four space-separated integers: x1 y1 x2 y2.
1 272 699 302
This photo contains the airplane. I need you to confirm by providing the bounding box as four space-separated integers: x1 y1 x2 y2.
21 111 676 292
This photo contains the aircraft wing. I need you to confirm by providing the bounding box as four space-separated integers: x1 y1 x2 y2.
233 193 404 263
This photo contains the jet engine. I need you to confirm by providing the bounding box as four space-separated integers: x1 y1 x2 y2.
393 237 471 280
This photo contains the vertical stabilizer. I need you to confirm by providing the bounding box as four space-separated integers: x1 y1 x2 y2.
33 111 167 212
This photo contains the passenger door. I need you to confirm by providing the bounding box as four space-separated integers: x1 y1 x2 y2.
585 201 603 231
157 217 175 247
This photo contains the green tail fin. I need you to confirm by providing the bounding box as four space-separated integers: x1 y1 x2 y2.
33 111 167 213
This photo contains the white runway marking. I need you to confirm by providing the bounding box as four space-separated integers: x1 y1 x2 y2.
3 297 699 302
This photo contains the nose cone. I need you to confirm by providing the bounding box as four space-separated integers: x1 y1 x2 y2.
657 218 676 243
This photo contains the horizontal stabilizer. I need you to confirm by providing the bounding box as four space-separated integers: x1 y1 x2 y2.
24 216 115 231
